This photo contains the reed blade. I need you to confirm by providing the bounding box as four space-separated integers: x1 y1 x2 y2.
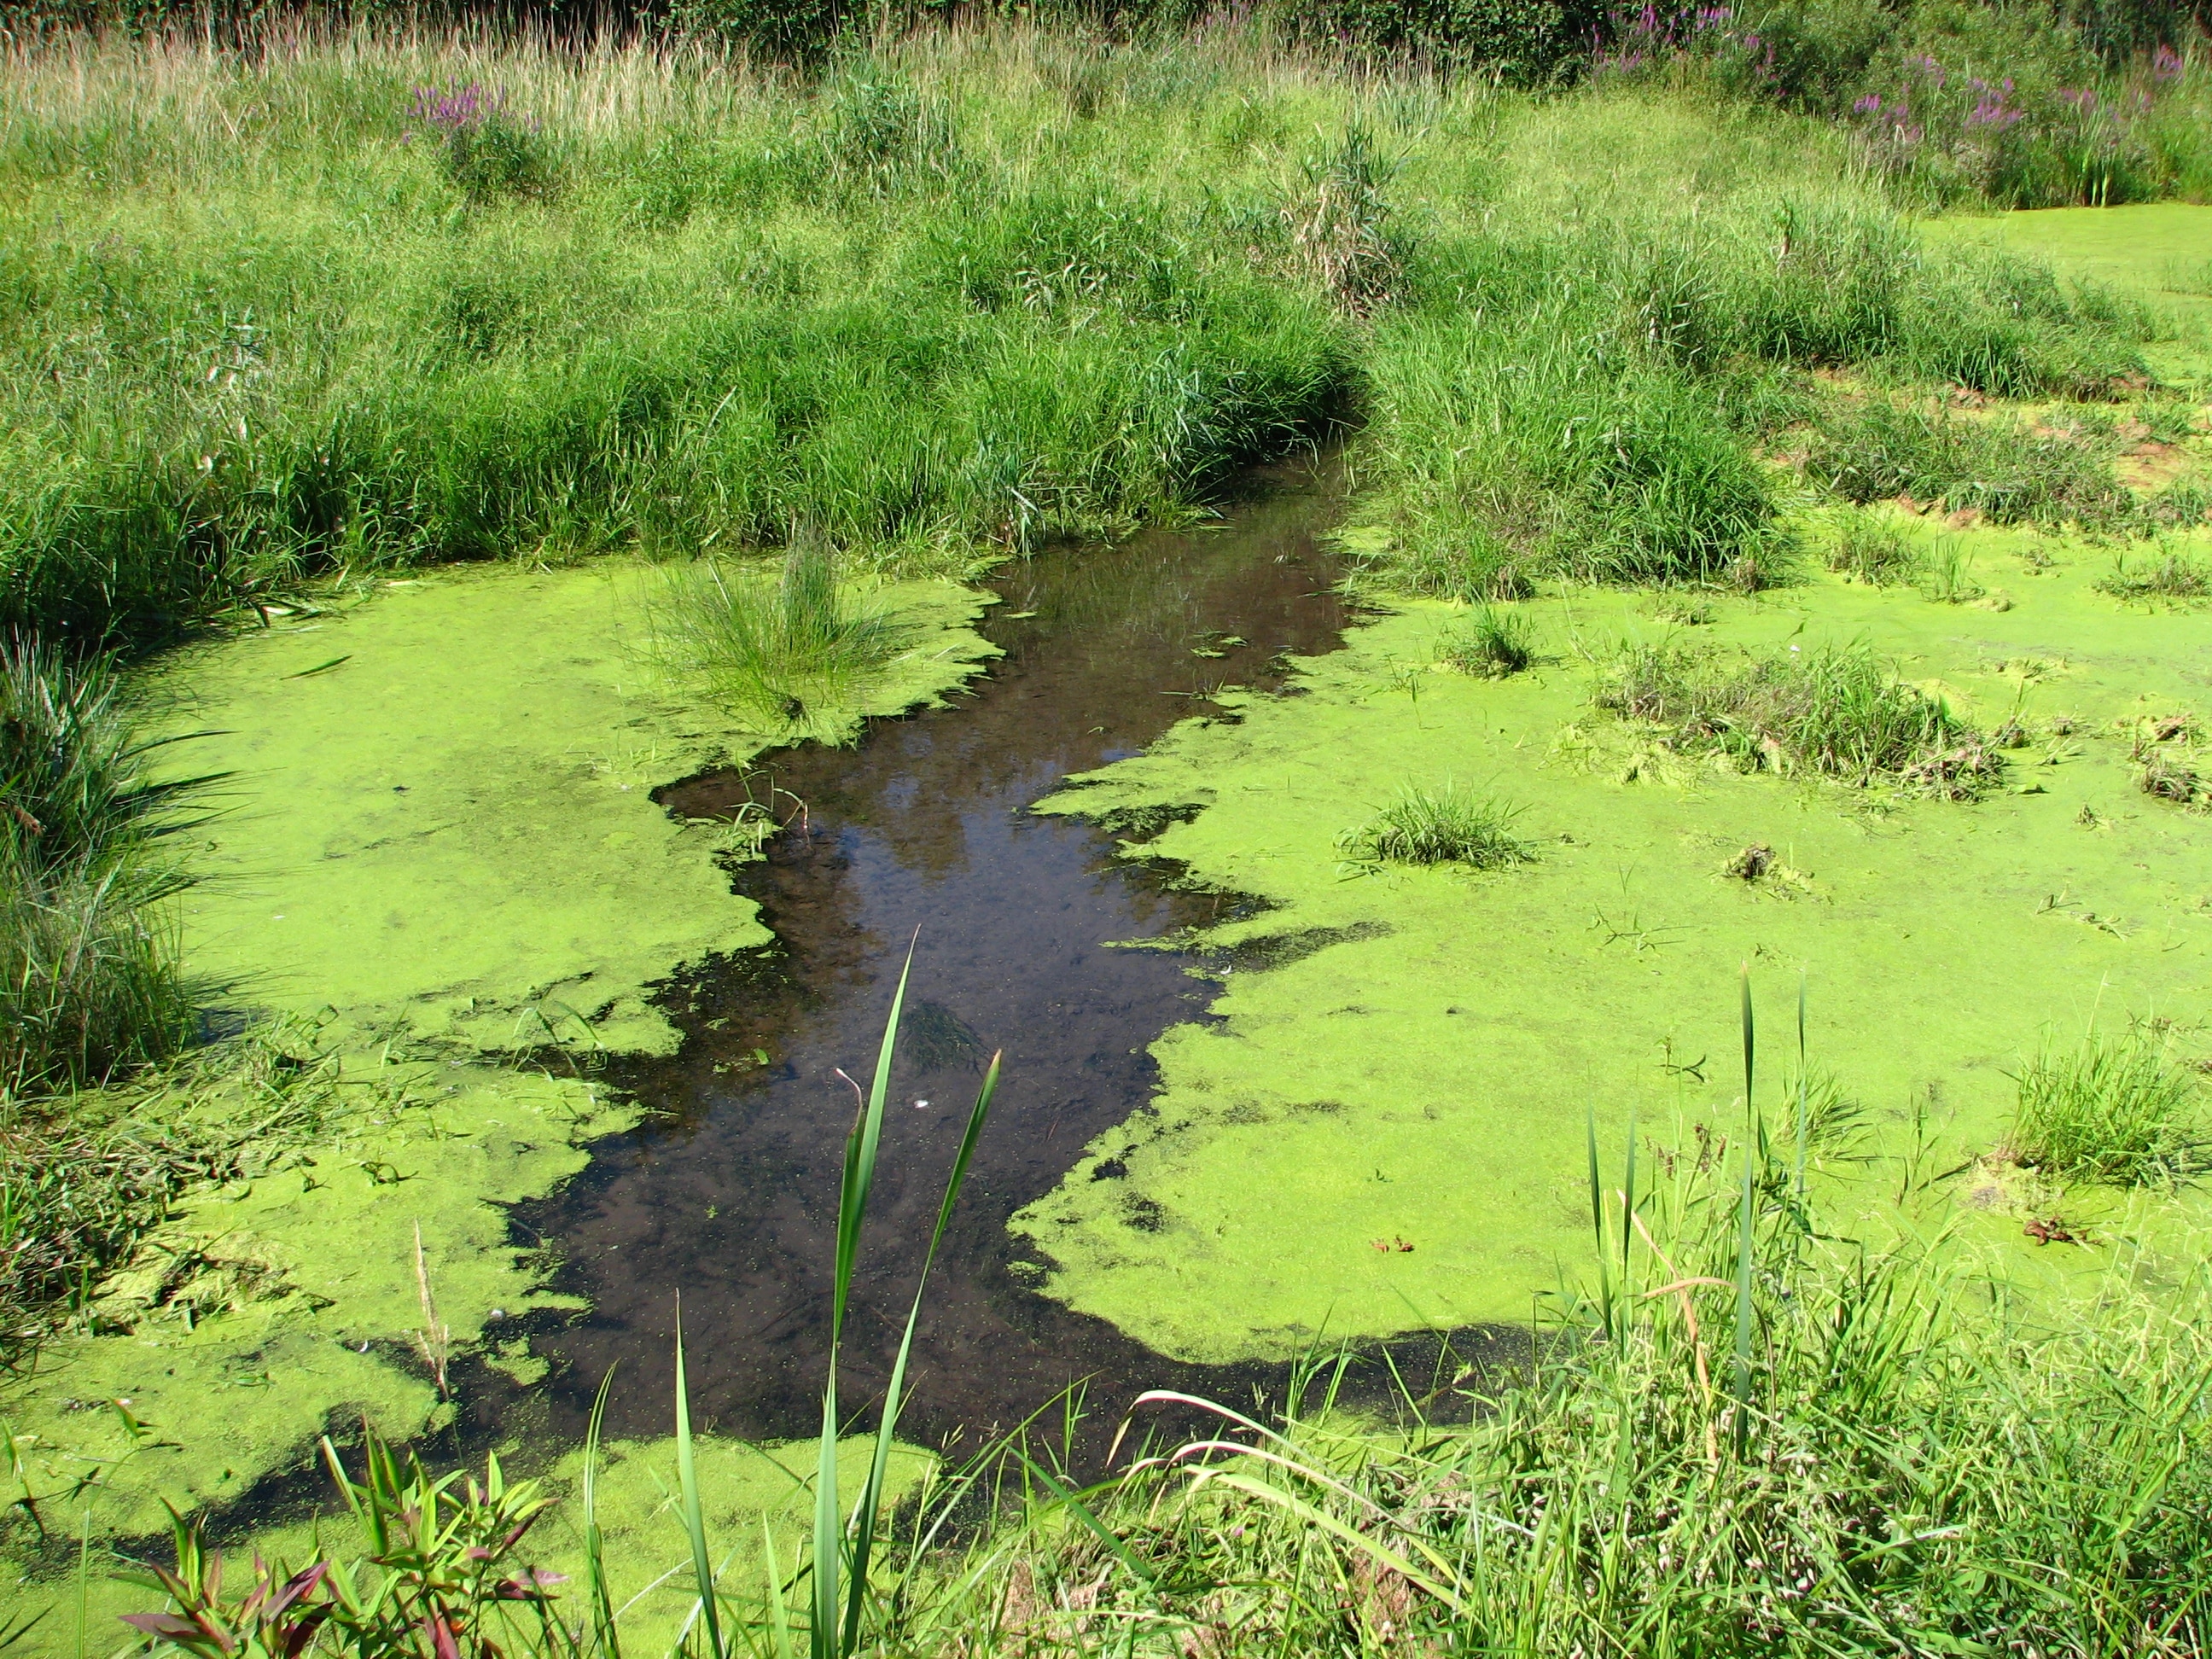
674 1313 725 1659
1795 969 1809 1202
583 1364 621 1659
1733 969 1757 1458
841 1051 1001 1652
817 940 917 1659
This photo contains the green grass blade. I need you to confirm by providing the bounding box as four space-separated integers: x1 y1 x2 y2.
584 1364 621 1659
1586 1103 1612 1340
1621 1104 1637 1280
841 1051 1001 1653
1734 969 1757 1459
1795 969 1809 1202
1018 1453 1163 1602
817 941 917 1659
674 1310 726 1659
763 1516 797 1659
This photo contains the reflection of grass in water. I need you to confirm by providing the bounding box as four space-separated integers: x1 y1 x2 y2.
1594 638 1996 795
649 547 908 730
2010 1027 2206 1186
1339 783 1533 870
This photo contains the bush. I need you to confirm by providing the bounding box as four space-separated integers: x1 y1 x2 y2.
2010 1027 2206 1184
408 84 556 203
1339 783 1535 868
1594 637 1999 793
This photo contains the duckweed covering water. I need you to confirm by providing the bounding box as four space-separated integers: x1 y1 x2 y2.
1020 521 2212 1362
0 562 993 1570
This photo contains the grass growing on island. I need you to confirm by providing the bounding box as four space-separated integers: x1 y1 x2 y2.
647 547 910 729
1435 604 1536 678
2010 1026 2209 1185
1338 783 1534 870
1594 638 1999 795
1825 511 1923 585
2097 546 2212 602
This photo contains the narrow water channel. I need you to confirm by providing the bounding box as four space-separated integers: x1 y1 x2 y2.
510 457 1414 1464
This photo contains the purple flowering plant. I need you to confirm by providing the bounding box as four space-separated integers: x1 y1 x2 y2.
404 83 552 202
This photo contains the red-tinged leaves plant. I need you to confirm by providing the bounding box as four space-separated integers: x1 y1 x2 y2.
123 1427 568 1659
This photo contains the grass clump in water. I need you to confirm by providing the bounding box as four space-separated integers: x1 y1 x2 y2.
2009 1027 2207 1185
2096 546 2212 603
648 546 909 730
1436 605 1534 678
1825 512 1921 585
1594 638 1997 795
1339 783 1534 870
2 634 212 1096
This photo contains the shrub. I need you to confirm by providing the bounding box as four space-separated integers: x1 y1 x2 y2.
1339 783 1534 868
1438 604 1536 676
646 545 911 730
2010 1027 2206 1185
1594 637 1998 793
1284 125 1409 314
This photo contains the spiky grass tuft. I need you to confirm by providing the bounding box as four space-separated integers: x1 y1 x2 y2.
1 634 213 1095
1339 783 1534 870
648 546 910 731
1436 605 1535 678
2010 1026 2207 1185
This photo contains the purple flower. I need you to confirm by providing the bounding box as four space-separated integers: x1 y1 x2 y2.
1965 96 2023 130
2152 44 2184 82
409 83 513 134
1853 93 1883 114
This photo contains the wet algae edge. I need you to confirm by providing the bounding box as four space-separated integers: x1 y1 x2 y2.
1015 532 2212 1363
1 561 998 1581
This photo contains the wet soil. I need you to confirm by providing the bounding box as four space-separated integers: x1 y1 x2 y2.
510 459 1522 1469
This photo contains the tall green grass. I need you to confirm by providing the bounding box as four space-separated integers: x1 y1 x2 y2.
0 636 213 1095
2011 1025 2207 1185
0 25 2180 648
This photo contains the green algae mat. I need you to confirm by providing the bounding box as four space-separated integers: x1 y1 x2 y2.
1016 521 2212 1362
1 561 994 1590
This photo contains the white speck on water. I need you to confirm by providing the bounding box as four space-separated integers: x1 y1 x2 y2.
912 1098 930 1110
